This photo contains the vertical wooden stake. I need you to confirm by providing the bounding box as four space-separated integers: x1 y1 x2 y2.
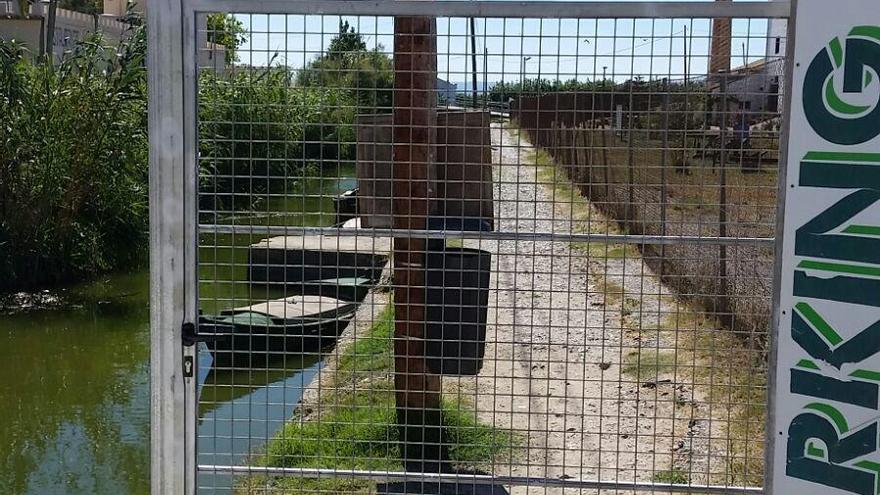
392 16 445 474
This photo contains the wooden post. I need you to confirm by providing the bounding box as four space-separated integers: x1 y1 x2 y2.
392 16 446 474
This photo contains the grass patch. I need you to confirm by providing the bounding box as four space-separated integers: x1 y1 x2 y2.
253 305 520 494
622 348 677 381
658 310 767 487
653 469 690 485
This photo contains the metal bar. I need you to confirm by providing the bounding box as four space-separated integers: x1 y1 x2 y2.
197 465 764 494
185 0 791 19
718 75 729 308
147 0 187 492
392 15 445 473
181 8 199 495
765 2 799 494
198 224 776 247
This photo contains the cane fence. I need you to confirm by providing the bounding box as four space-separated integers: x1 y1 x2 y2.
185 3 787 494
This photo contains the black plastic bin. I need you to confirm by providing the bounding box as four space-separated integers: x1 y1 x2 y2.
425 246 491 376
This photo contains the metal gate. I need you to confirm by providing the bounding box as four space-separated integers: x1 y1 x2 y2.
149 1 793 493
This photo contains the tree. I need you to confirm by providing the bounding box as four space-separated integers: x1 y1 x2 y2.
206 13 247 64
297 21 393 111
328 20 367 57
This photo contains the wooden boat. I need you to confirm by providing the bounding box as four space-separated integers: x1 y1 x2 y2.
298 276 373 302
248 233 390 285
201 295 358 356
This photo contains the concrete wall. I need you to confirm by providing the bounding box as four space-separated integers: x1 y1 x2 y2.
50 8 126 58
103 0 146 17
0 17 42 50
724 59 785 115
1 4 224 69
0 5 126 60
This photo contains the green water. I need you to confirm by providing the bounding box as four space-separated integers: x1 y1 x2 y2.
0 170 357 494
0 272 152 495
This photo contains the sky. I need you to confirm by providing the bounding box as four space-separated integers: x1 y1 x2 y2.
227 0 784 87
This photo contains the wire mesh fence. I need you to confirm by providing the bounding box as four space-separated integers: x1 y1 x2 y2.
188 5 785 494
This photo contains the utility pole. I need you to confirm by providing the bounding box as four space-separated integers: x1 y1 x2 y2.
483 46 488 99
392 16 446 474
683 25 689 86
521 55 531 88
470 17 478 108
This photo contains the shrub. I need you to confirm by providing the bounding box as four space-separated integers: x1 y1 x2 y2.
198 68 356 212
0 26 148 290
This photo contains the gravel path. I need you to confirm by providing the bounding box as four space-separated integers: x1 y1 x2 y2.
447 123 727 494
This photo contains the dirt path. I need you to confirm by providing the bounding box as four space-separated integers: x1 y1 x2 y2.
447 123 729 493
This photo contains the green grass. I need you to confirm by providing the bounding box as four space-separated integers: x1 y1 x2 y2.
622 348 677 382
253 305 520 494
653 469 690 484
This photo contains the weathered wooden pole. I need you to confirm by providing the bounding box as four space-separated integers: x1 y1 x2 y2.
392 16 446 473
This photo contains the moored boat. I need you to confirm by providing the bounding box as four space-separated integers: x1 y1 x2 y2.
298 276 373 302
201 295 358 357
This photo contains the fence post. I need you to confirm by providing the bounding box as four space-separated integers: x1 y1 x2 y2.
392 16 446 473
601 117 610 206
718 74 729 309
659 79 671 272
147 0 188 492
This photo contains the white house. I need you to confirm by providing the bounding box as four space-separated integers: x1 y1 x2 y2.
710 3 787 116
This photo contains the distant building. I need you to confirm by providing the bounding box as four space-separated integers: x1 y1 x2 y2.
723 57 784 115
708 0 787 116
0 0 224 67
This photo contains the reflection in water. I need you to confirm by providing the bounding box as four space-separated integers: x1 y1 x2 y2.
0 272 151 495
1 170 354 494
197 354 323 492
0 273 325 494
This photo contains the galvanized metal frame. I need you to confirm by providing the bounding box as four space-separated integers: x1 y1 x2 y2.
148 1 797 494
763 2 798 495
183 0 791 19
200 224 777 247
147 0 189 493
203 465 764 494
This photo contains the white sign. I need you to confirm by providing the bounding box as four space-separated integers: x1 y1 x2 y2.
771 1 880 494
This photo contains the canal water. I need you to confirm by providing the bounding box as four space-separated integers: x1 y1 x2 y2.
0 172 356 494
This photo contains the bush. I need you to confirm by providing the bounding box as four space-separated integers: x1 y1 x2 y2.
0 20 362 289
0 26 148 290
198 68 356 211
296 21 394 111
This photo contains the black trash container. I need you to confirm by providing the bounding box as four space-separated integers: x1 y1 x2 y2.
425 246 491 375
